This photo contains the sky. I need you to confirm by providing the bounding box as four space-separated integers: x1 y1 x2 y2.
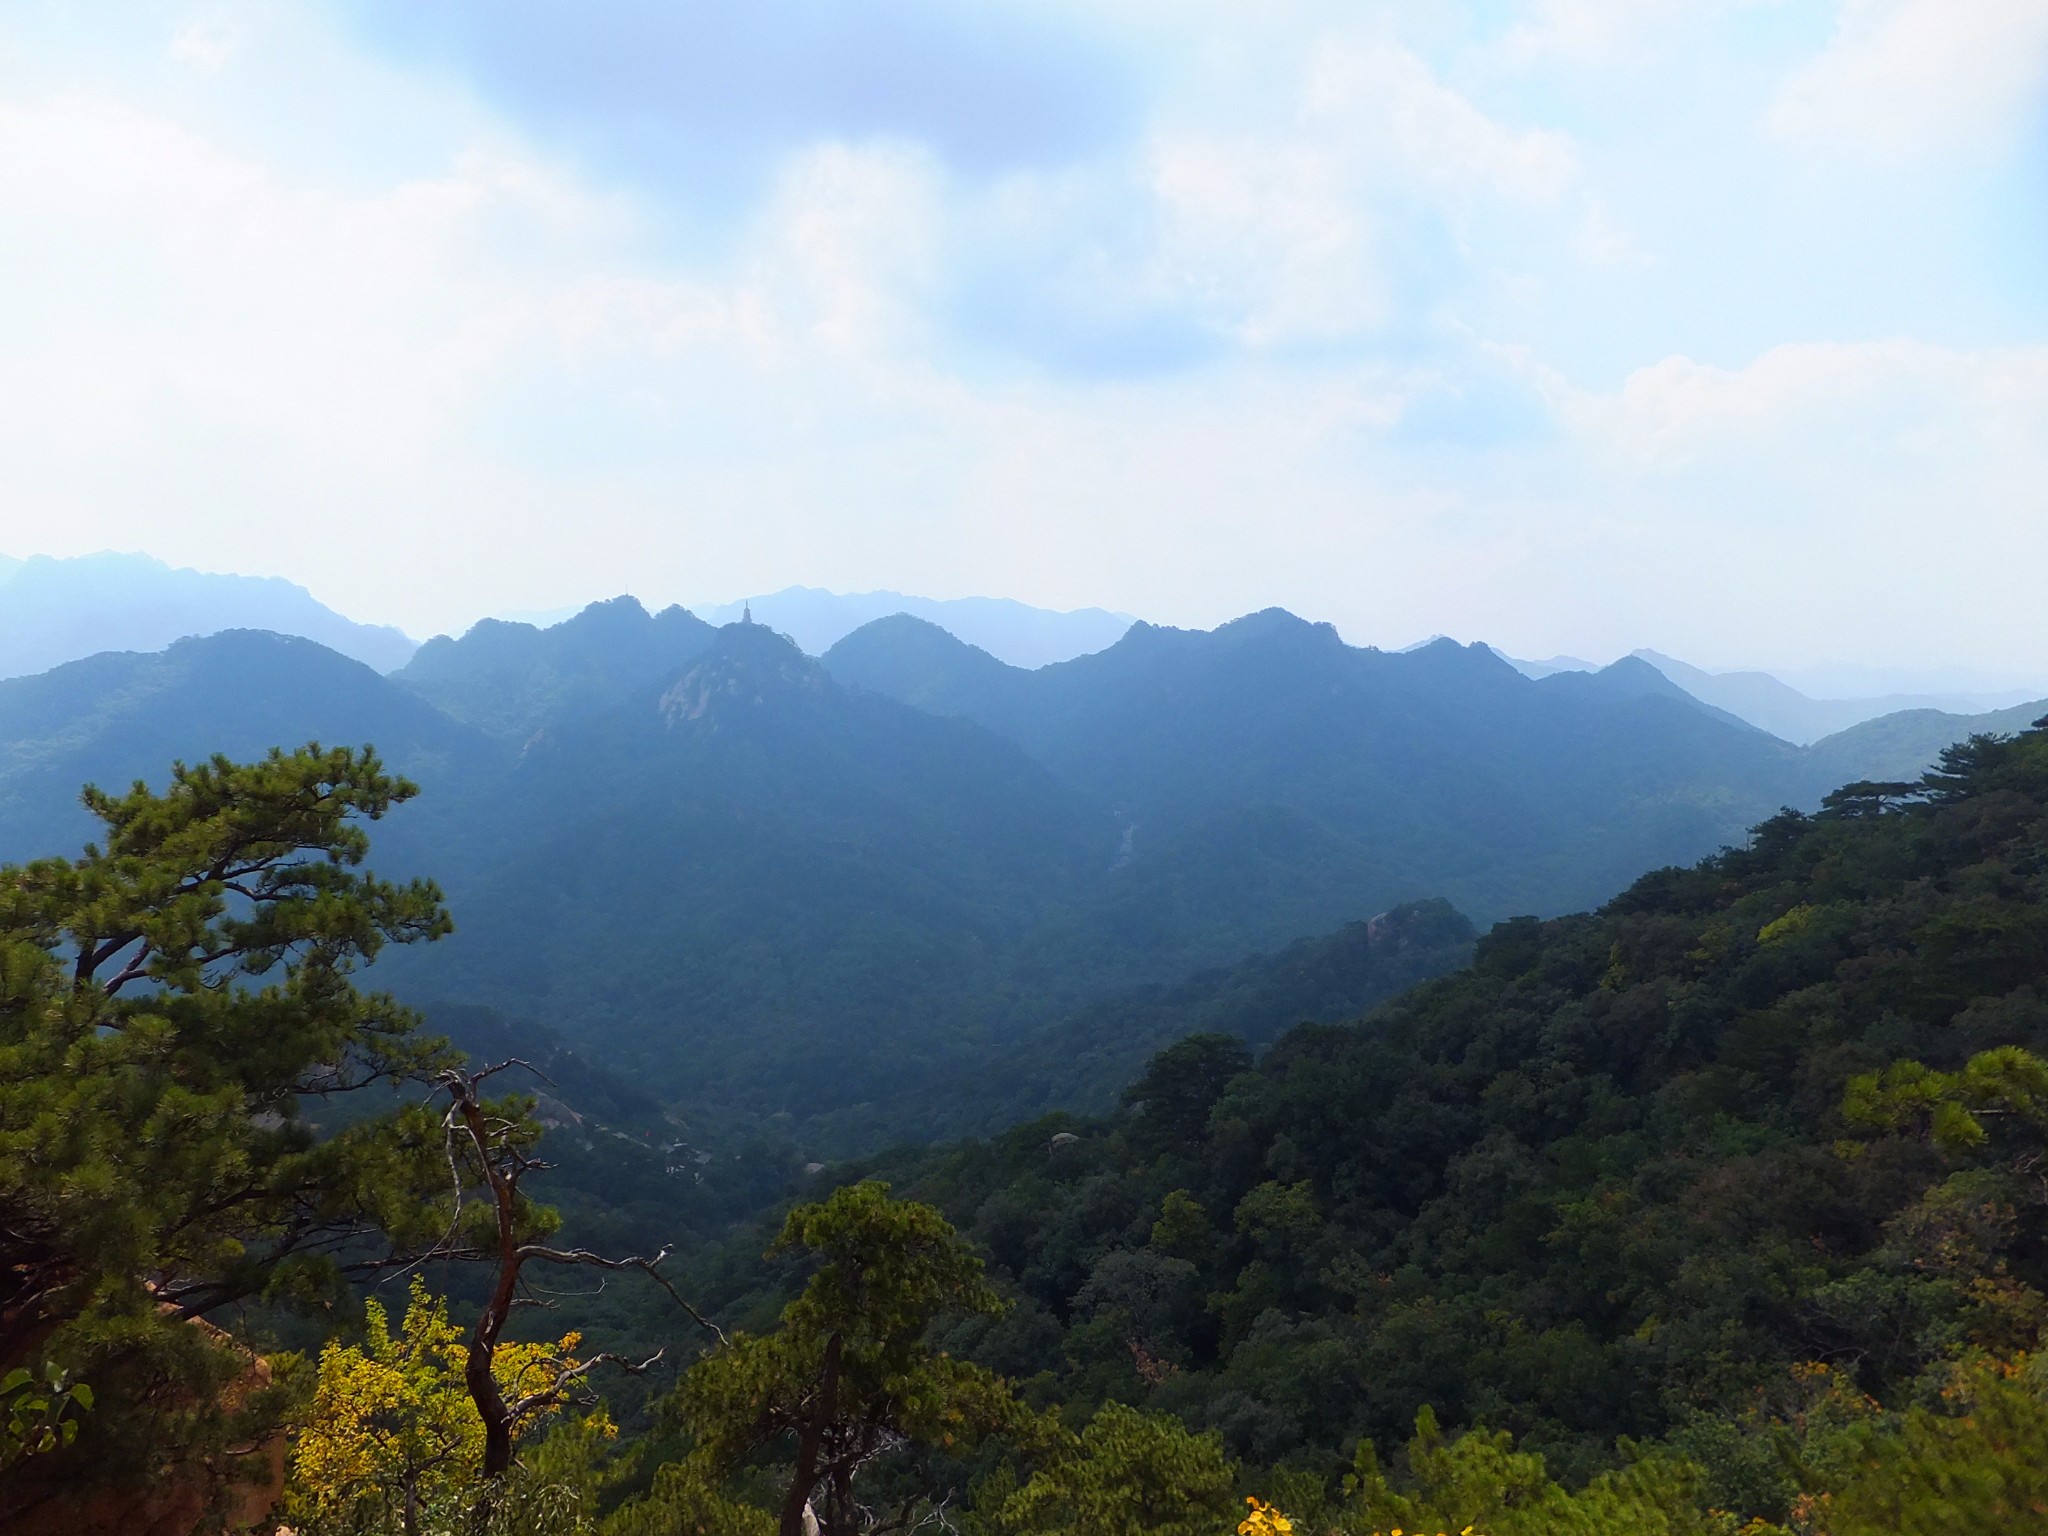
0 1 2044 672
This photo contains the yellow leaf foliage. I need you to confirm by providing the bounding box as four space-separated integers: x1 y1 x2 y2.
284 1276 599 1528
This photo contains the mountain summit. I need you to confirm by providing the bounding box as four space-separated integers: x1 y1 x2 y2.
396 596 717 736
694 586 1133 666
657 621 831 732
0 552 415 678
0 604 2032 1148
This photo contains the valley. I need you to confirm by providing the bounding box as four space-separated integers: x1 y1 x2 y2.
1 599 2038 1155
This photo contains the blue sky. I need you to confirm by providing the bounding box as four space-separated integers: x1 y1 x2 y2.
0 0 2043 673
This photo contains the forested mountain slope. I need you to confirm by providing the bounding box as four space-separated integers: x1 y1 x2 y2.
2 612 2037 1154
798 724 2048 1509
377 622 1124 1128
940 898 1479 1135
0 630 493 857
827 609 1811 918
1805 694 2048 784
0 622 1485 1145
375 614 1816 1136
393 594 717 736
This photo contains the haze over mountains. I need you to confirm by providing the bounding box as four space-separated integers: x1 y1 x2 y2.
8 551 2038 740
694 586 1134 667
2 553 2041 1152
1622 649 2038 743
0 552 417 677
0 554 1130 677
1 590 2040 1152
1492 643 2038 743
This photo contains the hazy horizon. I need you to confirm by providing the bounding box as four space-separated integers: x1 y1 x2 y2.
7 545 2048 700
1 3 2044 676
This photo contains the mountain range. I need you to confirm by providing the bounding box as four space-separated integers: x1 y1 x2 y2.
693 586 1135 668
2 598 2041 1153
1493 642 2040 742
1626 648 2041 743
0 552 416 677
7 550 2038 742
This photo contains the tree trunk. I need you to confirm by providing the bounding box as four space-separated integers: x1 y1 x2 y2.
780 1332 842 1536
453 1091 522 1481
825 1452 857 1536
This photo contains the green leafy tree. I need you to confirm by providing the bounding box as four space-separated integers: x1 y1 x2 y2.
675 1181 1026 1536
1338 1406 1778 1536
1820 1047 2048 1528
599 1456 776 1536
0 745 457 1508
1816 1353 2048 1535
1122 1034 1252 1150
1149 1189 1212 1260
283 1276 601 1536
1844 1045 2048 1154
0 1364 90 1470
979 1400 1238 1536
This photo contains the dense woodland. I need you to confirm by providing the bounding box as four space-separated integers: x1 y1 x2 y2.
2 718 2047 1530
0 606 2025 1152
4 611 2048 1532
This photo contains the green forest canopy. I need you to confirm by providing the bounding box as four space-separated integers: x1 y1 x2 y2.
6 720 2048 1532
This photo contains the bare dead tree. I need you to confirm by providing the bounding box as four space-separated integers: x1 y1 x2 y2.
424 1060 726 1479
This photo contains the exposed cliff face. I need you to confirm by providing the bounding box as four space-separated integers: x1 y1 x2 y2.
659 623 830 731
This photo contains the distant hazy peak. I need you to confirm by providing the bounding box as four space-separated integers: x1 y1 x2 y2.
1485 646 1601 679
1211 607 1344 645
1601 654 1693 689
407 595 710 658
1405 635 1512 665
415 594 709 650
86 626 379 674
694 586 1133 668
395 594 719 736
0 550 416 679
567 593 708 630
820 613 1022 718
1531 654 1767 734
1091 608 1355 663
660 621 832 727
1624 648 2044 745
828 611 1011 664
1628 647 1699 674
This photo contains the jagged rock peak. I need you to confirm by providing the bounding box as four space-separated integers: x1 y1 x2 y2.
658 621 830 727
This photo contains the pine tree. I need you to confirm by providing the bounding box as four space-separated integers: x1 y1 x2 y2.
0 745 459 1510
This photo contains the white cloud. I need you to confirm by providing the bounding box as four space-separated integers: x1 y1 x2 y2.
1145 132 1386 345
1120 36 1586 348
1773 0 2048 158
1580 340 2048 470
170 18 237 72
0 1 2040 678
1494 0 1762 67
0 88 639 462
1539 340 2048 669
1305 38 1577 206
749 143 945 356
